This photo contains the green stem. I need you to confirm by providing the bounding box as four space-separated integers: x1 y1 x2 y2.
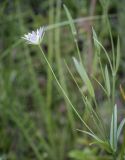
38 45 94 134
46 14 116 31
55 0 76 134
112 73 116 108
45 1 57 157
46 0 54 110
74 39 83 64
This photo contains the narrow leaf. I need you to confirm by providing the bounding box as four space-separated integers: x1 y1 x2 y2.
110 111 113 150
117 118 125 140
110 104 117 151
73 57 95 98
115 37 120 72
93 37 113 73
114 104 117 151
63 4 77 36
105 65 111 96
77 129 104 144
92 76 108 95
92 28 100 52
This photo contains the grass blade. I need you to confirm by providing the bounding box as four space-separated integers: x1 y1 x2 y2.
92 76 108 95
110 104 117 152
117 118 125 141
115 37 120 73
63 4 82 63
93 37 113 73
77 129 104 144
73 57 95 98
105 65 111 96
63 4 77 36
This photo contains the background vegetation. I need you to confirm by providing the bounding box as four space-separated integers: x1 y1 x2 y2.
0 0 125 159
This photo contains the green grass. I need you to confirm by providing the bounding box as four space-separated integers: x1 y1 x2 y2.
0 0 125 160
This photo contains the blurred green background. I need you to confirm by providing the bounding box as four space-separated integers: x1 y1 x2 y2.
0 0 125 159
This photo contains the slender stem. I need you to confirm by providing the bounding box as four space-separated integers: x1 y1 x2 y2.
38 45 94 134
99 57 105 81
55 0 76 133
46 1 57 158
106 17 115 71
112 73 116 108
94 38 113 73
46 14 116 31
46 0 54 110
74 39 83 64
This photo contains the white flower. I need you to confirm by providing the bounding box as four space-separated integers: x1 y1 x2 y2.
22 27 45 45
